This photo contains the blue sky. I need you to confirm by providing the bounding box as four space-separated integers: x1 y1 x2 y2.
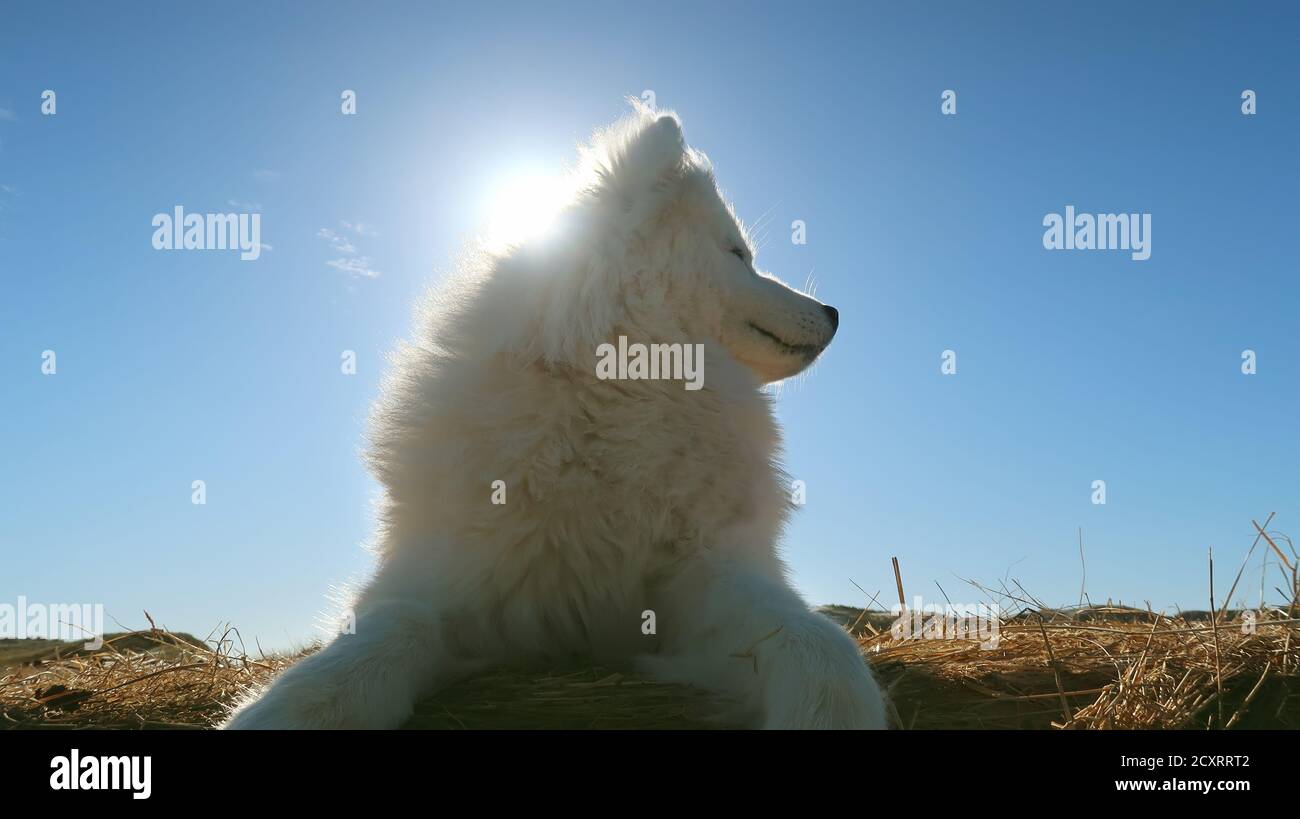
2 2 1297 650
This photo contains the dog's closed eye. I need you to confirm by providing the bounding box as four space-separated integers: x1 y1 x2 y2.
730 246 747 261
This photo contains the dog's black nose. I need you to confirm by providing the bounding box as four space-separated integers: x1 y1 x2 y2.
823 304 839 331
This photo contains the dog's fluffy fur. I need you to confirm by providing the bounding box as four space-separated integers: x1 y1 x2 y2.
223 104 887 729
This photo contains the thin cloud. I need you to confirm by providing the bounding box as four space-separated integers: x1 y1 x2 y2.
317 227 357 255
326 256 380 278
252 168 281 183
340 220 378 237
0 108 16 122
228 199 262 212
318 220 380 278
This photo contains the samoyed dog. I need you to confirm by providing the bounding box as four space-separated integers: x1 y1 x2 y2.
223 104 887 729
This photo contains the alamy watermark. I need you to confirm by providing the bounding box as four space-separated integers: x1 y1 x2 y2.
890 596 1001 649
1043 205 1151 261
0 596 105 650
50 749 151 800
596 335 704 390
152 205 262 260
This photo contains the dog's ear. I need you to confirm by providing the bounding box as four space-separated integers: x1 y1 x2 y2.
529 108 694 366
620 113 686 186
589 108 689 219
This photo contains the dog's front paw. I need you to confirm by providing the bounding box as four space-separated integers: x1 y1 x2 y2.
221 675 364 730
221 687 308 730
221 650 416 729
759 616 888 730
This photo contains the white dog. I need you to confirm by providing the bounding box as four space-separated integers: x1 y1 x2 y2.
223 104 887 729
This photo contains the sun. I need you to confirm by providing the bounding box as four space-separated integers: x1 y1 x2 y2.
483 168 571 248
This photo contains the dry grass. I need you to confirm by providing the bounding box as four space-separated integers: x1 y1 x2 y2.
867 606 1299 729
4 518 1296 730
0 626 293 730
1 606 1295 730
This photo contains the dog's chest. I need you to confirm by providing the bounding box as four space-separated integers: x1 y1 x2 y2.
556 378 787 564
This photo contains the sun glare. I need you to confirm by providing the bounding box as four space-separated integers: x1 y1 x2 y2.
484 169 570 247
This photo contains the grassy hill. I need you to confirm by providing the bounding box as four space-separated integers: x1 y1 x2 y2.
0 632 207 672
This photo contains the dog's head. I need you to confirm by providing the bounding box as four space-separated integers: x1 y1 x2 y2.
484 104 838 384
